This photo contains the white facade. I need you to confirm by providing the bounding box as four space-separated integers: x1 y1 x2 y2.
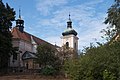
61 34 79 51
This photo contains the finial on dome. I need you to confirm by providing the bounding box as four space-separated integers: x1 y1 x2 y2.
19 8 21 19
69 12 71 20
67 13 72 28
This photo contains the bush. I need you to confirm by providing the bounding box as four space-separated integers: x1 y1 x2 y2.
64 42 120 80
36 44 62 76
41 66 57 76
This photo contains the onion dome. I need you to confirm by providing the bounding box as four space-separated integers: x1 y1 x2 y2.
62 14 77 36
62 28 77 36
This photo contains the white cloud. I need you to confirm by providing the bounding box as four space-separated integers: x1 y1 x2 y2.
36 0 68 15
79 22 107 50
34 0 109 50
44 36 61 47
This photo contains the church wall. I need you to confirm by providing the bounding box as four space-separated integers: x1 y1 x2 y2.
12 40 20 47
19 40 33 53
9 54 20 67
61 34 79 57
23 59 39 69
10 39 35 67
71 36 74 48
73 36 79 51
61 35 75 48
10 40 20 67
18 40 33 67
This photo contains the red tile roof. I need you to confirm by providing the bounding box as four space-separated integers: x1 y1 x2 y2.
11 27 53 45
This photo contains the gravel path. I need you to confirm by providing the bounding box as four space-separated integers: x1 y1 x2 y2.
0 75 69 80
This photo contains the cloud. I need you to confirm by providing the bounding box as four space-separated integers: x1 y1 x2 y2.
34 0 109 50
79 22 107 50
36 0 68 15
44 36 61 47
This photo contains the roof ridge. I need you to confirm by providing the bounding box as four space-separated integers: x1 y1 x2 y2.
24 31 52 45
11 27 56 47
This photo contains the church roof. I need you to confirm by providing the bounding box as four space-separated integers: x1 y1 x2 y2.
11 27 53 45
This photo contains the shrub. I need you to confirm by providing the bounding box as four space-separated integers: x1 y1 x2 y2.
41 66 56 76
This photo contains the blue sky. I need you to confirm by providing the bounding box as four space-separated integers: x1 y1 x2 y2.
3 0 114 50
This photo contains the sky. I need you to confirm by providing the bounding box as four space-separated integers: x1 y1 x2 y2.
3 0 114 51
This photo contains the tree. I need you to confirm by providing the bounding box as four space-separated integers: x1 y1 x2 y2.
105 0 120 33
0 1 15 73
64 42 120 80
63 1 120 79
36 44 61 75
58 45 77 62
101 26 117 42
103 0 120 43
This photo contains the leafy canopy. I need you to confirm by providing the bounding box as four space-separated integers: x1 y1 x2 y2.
0 1 15 72
36 44 61 75
105 0 120 33
64 42 120 80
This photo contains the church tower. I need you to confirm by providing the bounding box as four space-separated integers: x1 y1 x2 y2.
61 14 79 52
16 9 24 32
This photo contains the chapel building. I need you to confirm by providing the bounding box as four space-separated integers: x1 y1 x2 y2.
10 10 56 70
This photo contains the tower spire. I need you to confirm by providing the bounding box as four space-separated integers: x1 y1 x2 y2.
19 8 21 19
69 13 71 20
67 13 72 28
16 7 24 32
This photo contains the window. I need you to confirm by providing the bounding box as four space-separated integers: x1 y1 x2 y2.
66 42 69 48
74 43 76 50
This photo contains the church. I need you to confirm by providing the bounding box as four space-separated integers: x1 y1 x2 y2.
10 10 79 70
10 10 57 70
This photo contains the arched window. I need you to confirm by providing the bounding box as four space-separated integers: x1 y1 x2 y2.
66 42 69 48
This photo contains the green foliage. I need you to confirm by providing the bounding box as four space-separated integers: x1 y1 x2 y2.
0 1 15 72
36 44 61 76
105 0 120 33
41 66 57 76
101 26 117 42
64 41 120 80
64 59 81 80
63 0 120 80
59 45 77 61
103 69 116 80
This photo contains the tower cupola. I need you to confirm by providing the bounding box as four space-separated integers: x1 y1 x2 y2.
62 14 77 36
16 9 24 32
67 14 72 28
